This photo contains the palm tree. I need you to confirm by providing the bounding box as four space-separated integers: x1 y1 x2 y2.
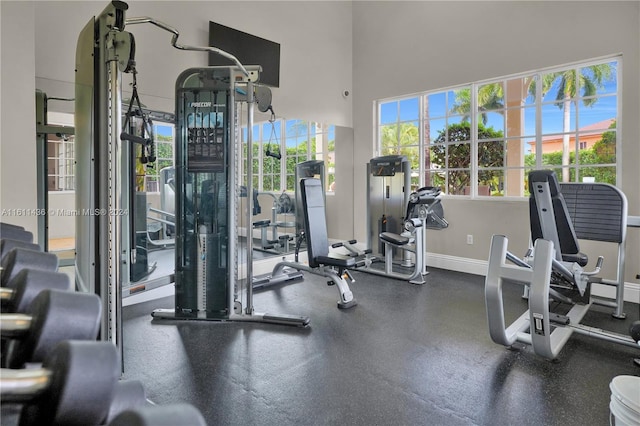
451 83 505 124
540 64 613 181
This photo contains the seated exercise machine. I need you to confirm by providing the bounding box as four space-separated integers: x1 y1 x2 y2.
252 191 297 254
485 170 640 361
265 178 357 309
342 186 447 285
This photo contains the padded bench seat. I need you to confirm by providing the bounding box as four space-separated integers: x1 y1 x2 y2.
380 232 410 246
315 254 356 269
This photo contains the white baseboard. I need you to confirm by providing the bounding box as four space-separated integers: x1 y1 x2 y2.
426 252 640 304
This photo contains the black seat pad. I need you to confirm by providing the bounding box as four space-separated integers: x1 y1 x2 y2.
380 232 409 246
316 255 355 268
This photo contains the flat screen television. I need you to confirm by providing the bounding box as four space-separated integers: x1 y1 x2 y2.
208 21 280 88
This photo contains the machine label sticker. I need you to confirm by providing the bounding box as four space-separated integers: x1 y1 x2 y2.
533 312 545 336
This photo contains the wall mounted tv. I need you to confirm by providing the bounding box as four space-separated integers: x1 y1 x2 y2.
208 22 281 88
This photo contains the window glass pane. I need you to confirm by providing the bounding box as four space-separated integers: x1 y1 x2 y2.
447 170 471 195
478 82 504 112
398 121 419 145
443 121 471 144
541 71 570 103
478 112 504 139
426 145 446 169
380 102 397 124
427 92 446 118
506 76 536 106
450 88 472 117
399 145 419 171
541 101 577 133
426 170 445 191
478 140 505 168
428 119 446 142
577 165 616 185
506 106 536 138
478 169 503 196
447 143 471 168
579 61 617 96
399 98 419 121
578 96 616 127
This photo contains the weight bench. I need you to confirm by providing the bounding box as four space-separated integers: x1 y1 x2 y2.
268 178 357 309
485 170 638 360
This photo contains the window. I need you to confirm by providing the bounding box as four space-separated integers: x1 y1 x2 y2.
136 122 175 192
47 133 75 191
376 56 620 197
243 118 337 193
379 97 421 189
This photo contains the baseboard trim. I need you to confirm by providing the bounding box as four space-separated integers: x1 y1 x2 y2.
426 253 640 304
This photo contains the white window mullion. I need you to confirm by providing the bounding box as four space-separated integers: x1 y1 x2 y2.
471 83 479 198
535 73 543 170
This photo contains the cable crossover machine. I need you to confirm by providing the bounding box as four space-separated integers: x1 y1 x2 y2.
75 1 309 360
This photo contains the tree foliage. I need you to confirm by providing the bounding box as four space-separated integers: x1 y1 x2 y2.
430 122 504 194
524 120 617 185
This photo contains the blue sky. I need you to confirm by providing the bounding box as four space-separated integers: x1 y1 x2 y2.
380 67 618 141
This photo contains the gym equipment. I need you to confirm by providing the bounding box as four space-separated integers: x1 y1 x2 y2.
1 248 58 287
0 224 33 245
295 160 325 242
1 269 71 313
1 289 102 368
485 170 639 360
108 403 206 426
0 239 40 264
151 65 308 326
348 186 446 284
558 181 629 318
1 340 120 426
366 155 410 260
146 166 176 247
267 178 357 309
76 2 308 356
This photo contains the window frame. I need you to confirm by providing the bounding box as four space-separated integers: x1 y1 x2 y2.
375 55 622 199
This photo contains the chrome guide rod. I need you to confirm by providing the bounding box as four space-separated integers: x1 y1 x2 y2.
245 81 254 314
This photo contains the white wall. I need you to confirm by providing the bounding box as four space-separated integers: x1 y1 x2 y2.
352 1 640 287
0 2 37 235
2 0 352 241
33 0 353 125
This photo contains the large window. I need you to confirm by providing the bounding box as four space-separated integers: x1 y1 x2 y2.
377 56 620 197
244 118 336 193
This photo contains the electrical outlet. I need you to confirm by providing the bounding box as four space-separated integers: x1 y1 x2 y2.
467 234 473 245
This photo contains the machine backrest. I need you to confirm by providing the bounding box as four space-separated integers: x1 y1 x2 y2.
528 170 581 260
299 178 329 268
559 182 627 244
